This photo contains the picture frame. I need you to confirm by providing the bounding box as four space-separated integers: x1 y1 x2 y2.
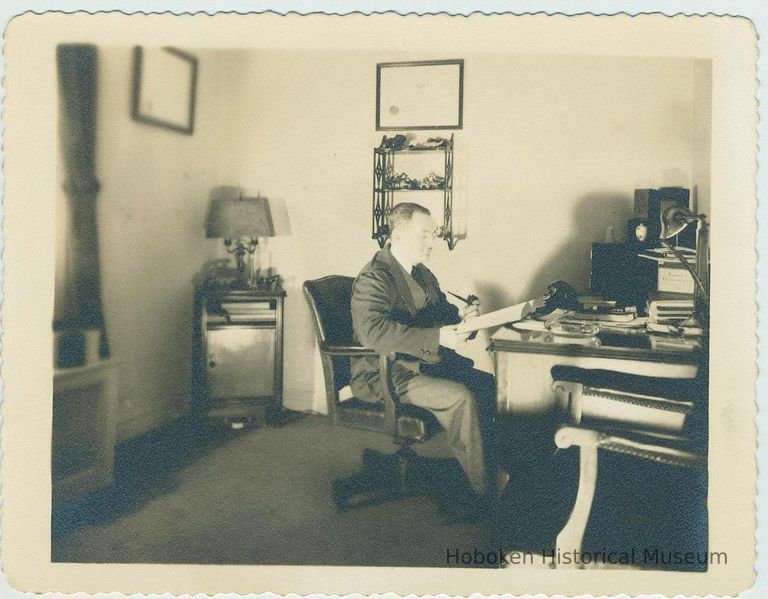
131 46 198 135
376 59 464 130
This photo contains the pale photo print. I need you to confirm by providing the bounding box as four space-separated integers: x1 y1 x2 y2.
0 8 760 597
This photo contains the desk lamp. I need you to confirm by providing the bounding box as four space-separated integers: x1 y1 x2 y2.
659 205 709 325
206 194 274 287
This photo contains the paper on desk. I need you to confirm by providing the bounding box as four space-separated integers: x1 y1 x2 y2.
456 298 545 333
510 319 548 331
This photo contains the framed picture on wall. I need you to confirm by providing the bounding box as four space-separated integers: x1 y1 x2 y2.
131 46 198 135
376 59 464 130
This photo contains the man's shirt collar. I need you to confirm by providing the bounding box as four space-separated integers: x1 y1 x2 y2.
389 244 415 275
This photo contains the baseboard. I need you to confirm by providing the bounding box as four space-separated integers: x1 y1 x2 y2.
119 394 318 442
283 387 325 414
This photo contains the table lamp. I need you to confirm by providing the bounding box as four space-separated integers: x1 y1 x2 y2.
659 205 709 325
206 193 274 287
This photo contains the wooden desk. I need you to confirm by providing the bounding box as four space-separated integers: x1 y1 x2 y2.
490 325 701 415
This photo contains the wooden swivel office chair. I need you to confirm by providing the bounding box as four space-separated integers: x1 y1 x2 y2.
303 275 443 510
551 365 708 568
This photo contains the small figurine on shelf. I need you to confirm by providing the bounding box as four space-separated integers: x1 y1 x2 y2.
379 134 408 150
421 172 445 190
407 136 449 150
385 172 407 189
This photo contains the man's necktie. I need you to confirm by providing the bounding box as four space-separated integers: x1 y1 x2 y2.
411 266 431 304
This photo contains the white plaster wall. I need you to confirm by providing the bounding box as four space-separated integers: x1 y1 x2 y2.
57 46 710 430
93 48 228 439
212 50 704 413
692 59 713 217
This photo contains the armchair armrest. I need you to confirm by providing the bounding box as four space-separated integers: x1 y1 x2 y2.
555 424 706 469
320 343 399 432
320 343 380 357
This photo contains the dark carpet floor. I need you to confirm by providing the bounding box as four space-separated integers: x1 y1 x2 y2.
51 412 707 570
52 413 497 567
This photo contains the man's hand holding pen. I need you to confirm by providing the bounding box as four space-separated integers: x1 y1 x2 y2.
444 291 481 344
459 295 480 321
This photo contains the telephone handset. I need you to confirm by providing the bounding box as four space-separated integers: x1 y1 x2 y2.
534 280 581 316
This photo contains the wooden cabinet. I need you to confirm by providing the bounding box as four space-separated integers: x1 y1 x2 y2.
194 287 285 427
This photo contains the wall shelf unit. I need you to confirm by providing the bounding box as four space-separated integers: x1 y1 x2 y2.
372 134 455 249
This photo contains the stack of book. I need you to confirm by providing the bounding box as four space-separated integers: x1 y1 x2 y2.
214 302 275 323
647 291 694 323
560 305 647 333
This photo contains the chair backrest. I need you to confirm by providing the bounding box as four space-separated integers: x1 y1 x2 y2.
303 275 356 349
303 275 434 438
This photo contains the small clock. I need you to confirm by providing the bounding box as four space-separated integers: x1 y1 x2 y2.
627 217 651 246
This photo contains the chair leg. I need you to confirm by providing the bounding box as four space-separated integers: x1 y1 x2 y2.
395 443 419 490
553 428 600 569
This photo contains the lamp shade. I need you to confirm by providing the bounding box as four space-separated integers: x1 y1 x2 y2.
206 195 274 238
660 205 696 240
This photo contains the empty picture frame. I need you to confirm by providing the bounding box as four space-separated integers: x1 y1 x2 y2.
132 46 198 135
376 59 464 130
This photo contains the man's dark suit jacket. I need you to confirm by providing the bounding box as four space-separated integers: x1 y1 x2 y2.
350 245 463 403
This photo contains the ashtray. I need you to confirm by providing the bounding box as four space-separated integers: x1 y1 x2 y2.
545 322 600 338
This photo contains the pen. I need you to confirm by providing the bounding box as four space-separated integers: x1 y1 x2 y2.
447 291 479 305
447 291 479 341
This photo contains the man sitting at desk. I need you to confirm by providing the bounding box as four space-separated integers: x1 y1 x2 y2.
350 202 496 515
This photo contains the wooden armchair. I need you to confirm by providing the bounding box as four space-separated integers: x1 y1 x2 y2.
551 365 708 568
303 276 442 510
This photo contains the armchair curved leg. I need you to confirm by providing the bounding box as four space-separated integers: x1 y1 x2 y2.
554 427 600 569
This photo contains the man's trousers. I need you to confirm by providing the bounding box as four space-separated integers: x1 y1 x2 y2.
395 352 496 495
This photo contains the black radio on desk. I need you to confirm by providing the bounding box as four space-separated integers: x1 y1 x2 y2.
590 243 657 310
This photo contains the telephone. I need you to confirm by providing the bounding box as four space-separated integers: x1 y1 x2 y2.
533 280 581 316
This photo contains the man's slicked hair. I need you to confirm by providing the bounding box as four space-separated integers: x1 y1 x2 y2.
387 202 431 235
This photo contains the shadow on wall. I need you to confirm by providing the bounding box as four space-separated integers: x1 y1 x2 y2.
475 192 633 318
526 192 633 298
